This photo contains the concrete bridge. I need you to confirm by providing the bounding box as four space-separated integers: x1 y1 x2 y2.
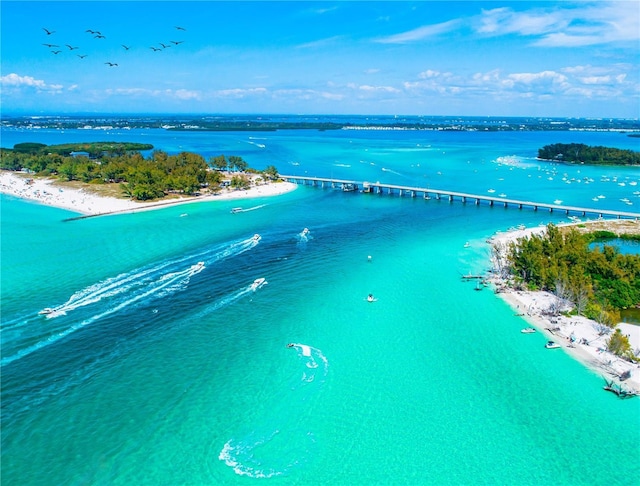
281 175 640 220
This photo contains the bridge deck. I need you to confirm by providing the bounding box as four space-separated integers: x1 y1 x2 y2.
281 175 640 220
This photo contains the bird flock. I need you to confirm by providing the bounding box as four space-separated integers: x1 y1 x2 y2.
41 26 187 67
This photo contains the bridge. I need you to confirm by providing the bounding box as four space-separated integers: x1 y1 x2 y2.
281 175 640 220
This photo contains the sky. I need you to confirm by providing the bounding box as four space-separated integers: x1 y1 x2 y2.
1 1 639 117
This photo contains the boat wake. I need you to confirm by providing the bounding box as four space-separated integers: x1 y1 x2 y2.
1 236 261 366
218 343 328 478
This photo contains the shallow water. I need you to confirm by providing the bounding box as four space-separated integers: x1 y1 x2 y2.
1 122 639 484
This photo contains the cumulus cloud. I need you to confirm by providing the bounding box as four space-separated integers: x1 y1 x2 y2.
1 73 63 91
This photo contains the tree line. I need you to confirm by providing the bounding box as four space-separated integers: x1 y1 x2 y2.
0 143 280 201
492 224 640 359
538 143 640 166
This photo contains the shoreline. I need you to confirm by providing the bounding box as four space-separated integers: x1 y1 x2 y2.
0 170 297 216
487 221 640 394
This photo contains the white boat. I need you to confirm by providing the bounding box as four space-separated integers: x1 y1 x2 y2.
231 207 243 213
521 327 536 334
38 307 54 315
251 278 267 291
463 242 470 248
253 234 261 242
367 294 375 302
191 261 205 271
301 227 309 236
545 341 560 349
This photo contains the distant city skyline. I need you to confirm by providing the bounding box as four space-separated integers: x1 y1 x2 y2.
1 1 638 118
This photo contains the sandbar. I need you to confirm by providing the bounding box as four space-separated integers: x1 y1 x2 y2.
488 220 640 393
0 170 297 216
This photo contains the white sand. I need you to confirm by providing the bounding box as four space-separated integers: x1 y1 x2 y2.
0 171 297 216
488 222 640 393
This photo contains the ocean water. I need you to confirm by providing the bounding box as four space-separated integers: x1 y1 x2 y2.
1 122 639 485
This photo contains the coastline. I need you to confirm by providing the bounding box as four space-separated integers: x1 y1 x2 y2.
0 170 297 216
488 221 640 394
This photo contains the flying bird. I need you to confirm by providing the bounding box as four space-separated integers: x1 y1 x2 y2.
159 42 171 49
77 54 88 59
150 46 161 51
94 34 106 39
170 40 184 45
175 26 186 31
66 44 79 50
121 44 130 50
51 50 61 54
42 28 56 35
104 62 118 67
42 43 59 48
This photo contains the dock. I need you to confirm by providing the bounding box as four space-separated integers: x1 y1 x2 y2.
281 175 640 220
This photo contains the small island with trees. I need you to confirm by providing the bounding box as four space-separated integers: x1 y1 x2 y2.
538 143 640 166
0 142 281 201
492 223 639 364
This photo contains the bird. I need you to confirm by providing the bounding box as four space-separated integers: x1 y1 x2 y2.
175 26 186 31
42 43 59 48
121 44 130 50
85 29 97 34
170 40 184 45
66 44 79 50
77 54 88 59
104 62 118 67
159 42 171 49
42 28 56 35
51 50 61 54
150 46 161 51
94 34 106 39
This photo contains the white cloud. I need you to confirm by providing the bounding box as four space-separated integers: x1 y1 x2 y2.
477 2 640 47
375 19 460 44
1 73 63 92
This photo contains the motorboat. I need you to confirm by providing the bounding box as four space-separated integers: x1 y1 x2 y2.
301 227 310 236
521 327 536 334
545 341 560 349
38 307 54 315
463 242 470 248
253 234 261 242
191 261 205 271
367 294 375 302
251 278 267 291
231 207 243 213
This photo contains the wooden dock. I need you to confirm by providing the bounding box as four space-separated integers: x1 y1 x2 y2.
281 175 640 220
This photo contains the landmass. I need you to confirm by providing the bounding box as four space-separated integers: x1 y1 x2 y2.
0 170 297 217
488 220 640 395
3 115 640 133
538 143 640 166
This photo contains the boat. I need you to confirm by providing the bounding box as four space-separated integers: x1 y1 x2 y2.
231 207 243 213
367 294 375 302
521 327 536 334
463 242 470 248
191 261 205 271
38 307 54 315
251 278 267 290
253 234 261 242
545 341 560 349
301 227 310 236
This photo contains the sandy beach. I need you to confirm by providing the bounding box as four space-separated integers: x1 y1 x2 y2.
488 221 640 394
0 170 297 216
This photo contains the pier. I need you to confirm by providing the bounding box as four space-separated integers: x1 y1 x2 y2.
281 175 640 220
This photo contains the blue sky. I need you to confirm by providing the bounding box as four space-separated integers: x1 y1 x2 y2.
1 1 638 117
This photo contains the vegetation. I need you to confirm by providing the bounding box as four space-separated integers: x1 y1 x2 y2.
1 143 280 201
13 141 154 157
538 143 640 166
502 224 640 328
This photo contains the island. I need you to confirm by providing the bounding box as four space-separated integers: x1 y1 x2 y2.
538 143 640 166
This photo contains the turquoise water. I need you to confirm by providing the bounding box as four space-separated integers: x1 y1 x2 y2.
1 124 639 485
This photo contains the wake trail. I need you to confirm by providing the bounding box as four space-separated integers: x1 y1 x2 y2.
2 236 260 366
